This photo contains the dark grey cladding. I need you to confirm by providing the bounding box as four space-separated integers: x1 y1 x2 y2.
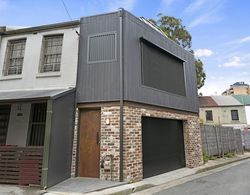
77 10 198 113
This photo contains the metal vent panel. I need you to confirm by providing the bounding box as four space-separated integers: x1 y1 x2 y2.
87 32 117 63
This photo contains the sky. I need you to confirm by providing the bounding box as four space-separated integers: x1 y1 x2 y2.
0 0 250 95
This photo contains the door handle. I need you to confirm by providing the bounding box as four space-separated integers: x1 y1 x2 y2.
96 132 100 145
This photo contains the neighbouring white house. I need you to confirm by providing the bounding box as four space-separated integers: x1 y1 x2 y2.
233 95 250 129
0 21 80 187
199 95 248 130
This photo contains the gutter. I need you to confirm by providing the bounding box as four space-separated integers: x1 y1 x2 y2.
119 9 124 182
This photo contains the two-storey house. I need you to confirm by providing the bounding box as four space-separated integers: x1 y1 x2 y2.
73 10 203 183
0 21 79 187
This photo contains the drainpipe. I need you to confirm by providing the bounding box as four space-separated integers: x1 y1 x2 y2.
118 8 124 182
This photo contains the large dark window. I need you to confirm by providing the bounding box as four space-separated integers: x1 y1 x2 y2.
205 110 213 121
141 39 186 96
231 110 239 121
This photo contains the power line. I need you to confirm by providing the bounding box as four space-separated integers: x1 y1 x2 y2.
60 0 80 36
60 0 73 21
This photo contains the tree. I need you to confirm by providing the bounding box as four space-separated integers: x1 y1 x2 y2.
149 14 206 89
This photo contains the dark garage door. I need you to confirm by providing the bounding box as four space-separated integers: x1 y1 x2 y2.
142 117 185 178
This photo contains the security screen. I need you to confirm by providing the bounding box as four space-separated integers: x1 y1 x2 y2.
141 39 186 96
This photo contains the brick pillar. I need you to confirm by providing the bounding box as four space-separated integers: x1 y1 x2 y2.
183 117 204 167
100 106 120 181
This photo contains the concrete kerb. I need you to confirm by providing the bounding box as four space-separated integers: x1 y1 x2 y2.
84 153 250 195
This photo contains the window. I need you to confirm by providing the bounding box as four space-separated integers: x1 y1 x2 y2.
40 34 63 73
4 39 26 75
87 32 117 63
141 39 186 96
231 110 239 121
28 103 47 146
0 105 11 145
205 110 213 121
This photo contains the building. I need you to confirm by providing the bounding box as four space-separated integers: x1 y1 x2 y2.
0 9 204 187
199 96 247 129
73 10 203 182
0 21 80 187
222 82 250 95
233 95 250 129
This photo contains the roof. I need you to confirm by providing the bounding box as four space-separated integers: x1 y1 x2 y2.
199 96 218 107
0 88 75 102
231 82 249 87
2 20 79 36
233 95 250 105
211 96 243 106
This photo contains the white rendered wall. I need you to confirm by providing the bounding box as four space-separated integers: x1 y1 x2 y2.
246 106 250 125
6 103 31 146
0 27 79 91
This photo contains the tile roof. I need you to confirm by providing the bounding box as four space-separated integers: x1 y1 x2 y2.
199 96 218 107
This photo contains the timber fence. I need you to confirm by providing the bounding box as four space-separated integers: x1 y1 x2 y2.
201 125 244 156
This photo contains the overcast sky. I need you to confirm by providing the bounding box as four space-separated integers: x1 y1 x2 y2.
0 0 249 95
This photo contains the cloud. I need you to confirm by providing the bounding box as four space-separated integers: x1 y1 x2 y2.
228 36 250 45
194 49 214 58
0 0 8 11
187 0 225 28
184 0 207 13
219 54 250 68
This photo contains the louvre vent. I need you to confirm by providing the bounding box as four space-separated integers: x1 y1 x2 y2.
88 32 117 63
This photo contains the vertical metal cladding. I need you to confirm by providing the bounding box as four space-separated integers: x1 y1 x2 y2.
47 91 75 187
77 12 121 103
123 11 198 113
77 10 198 113
88 32 117 63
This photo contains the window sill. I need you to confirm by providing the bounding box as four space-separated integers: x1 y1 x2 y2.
36 72 61 78
0 75 22 81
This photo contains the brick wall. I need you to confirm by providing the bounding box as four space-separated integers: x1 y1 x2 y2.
99 104 203 182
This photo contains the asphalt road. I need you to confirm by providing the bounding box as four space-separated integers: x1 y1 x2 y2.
157 159 250 195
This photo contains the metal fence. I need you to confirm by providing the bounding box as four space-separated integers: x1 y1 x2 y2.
242 130 250 151
201 125 244 156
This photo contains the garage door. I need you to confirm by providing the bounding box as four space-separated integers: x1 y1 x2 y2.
142 117 185 178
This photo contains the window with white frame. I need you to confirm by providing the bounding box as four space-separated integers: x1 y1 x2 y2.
4 39 26 75
40 34 63 73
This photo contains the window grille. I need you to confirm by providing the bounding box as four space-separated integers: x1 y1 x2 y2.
4 39 26 75
40 35 63 73
28 103 47 146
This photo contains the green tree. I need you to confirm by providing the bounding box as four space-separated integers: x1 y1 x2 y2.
149 14 206 89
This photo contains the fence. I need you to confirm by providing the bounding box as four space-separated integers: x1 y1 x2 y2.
242 130 250 150
201 125 244 156
0 146 43 186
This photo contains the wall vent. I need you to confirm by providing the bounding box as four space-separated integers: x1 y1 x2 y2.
87 32 117 63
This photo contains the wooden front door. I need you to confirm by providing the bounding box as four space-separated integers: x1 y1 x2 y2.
78 109 100 178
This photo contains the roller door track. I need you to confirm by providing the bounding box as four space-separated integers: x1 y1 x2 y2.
142 117 186 178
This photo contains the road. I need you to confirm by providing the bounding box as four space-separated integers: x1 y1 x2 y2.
154 159 250 195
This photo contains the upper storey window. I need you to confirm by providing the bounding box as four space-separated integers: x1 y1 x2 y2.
40 34 63 73
4 39 26 76
141 38 186 96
